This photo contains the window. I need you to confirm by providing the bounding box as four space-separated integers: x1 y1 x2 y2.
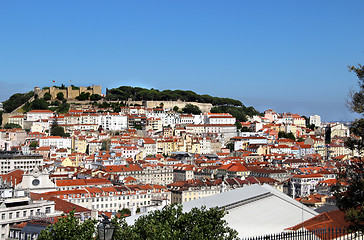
45 207 51 214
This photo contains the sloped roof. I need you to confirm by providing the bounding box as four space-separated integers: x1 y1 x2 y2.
30 192 91 214
0 169 24 186
126 184 317 238
286 209 348 237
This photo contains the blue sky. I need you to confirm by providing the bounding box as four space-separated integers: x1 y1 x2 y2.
1 1 364 121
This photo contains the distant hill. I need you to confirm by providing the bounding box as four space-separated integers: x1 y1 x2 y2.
105 86 242 106
1 86 262 123
106 86 261 121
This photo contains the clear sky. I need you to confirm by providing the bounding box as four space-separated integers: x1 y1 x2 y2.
1 0 364 122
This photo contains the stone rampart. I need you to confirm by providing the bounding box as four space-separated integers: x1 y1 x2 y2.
36 85 102 100
127 100 212 113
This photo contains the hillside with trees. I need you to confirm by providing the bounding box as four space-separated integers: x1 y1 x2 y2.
3 91 34 113
105 86 243 106
1 86 261 122
105 86 261 121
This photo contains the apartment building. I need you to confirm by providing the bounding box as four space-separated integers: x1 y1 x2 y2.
41 184 170 213
39 136 72 151
0 152 43 174
0 186 61 239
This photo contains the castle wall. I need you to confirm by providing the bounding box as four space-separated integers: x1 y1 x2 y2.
127 100 212 113
50 87 67 99
35 85 102 100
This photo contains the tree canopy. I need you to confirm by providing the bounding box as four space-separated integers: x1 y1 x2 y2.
182 104 202 115
43 92 52 101
332 63 364 232
211 105 261 122
76 92 91 101
38 210 96 240
105 86 243 107
56 92 64 100
3 123 22 129
50 121 69 137
23 98 49 112
39 205 239 240
278 131 296 141
3 91 34 113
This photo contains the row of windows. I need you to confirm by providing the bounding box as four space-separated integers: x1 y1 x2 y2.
92 200 150 210
1 207 51 220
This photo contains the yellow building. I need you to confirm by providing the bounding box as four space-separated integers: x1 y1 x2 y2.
72 137 88 153
61 157 80 167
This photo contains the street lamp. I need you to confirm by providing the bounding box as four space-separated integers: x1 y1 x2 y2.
97 213 114 240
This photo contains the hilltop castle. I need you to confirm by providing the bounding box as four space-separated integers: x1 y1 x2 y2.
34 85 102 100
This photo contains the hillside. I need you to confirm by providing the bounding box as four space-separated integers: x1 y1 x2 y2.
105 86 243 106
105 86 261 121
1 85 261 122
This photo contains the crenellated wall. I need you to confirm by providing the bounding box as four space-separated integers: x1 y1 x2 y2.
36 85 102 100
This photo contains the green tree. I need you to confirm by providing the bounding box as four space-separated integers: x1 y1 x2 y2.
101 140 109 151
332 63 364 232
182 104 201 115
50 121 69 137
173 106 179 112
56 92 64 100
3 123 22 129
38 210 97 240
278 131 296 141
29 141 39 149
241 126 252 132
58 99 70 113
31 98 49 110
127 204 238 240
332 160 364 232
3 91 34 113
43 92 52 101
235 121 242 130
226 142 234 152
90 94 102 101
40 204 238 240
118 208 131 217
325 126 331 144
76 92 90 101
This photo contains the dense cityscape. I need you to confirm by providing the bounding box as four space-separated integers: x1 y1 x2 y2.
0 84 361 239
2 1 364 239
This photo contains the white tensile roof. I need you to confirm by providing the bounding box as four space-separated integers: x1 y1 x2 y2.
182 184 318 238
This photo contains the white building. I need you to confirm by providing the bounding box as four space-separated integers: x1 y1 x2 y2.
309 115 321 127
98 112 128 131
39 136 72 150
290 174 325 198
138 138 157 157
204 113 236 125
41 184 170 214
0 153 43 174
26 110 54 122
0 184 61 239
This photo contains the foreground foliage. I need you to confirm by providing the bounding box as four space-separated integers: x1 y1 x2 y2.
39 205 239 240
332 63 364 232
38 211 97 240
333 160 364 232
